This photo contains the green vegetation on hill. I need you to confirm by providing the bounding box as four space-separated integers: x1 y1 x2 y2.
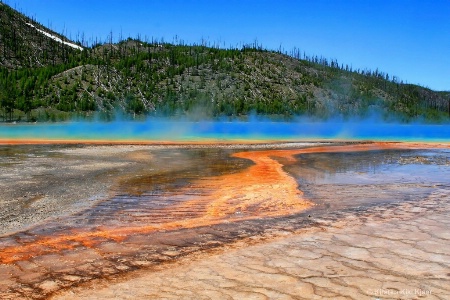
0 3 449 122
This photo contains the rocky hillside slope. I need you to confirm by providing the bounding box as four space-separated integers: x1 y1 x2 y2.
0 3 448 122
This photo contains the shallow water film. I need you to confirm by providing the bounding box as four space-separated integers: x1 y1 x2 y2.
0 142 449 299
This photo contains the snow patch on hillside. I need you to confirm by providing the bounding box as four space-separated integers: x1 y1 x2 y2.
26 23 83 51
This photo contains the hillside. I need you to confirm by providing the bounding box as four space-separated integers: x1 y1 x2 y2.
0 2 82 69
0 3 449 122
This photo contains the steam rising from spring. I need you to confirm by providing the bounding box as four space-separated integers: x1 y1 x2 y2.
1 119 449 142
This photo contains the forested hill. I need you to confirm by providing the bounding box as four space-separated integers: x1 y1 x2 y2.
0 2 82 68
0 3 449 122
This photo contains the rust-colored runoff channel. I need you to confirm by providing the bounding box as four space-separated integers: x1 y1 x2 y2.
1 141 442 265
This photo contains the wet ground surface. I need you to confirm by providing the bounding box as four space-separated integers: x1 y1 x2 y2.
0 142 449 299
288 148 450 210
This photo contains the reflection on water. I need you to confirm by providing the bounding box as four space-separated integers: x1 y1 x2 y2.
78 148 253 227
120 148 252 195
287 149 450 210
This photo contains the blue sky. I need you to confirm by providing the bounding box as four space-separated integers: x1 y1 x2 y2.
6 0 450 91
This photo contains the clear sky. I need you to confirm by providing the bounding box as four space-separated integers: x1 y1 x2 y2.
5 0 450 91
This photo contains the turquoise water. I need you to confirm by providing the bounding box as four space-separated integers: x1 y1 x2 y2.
0 121 449 142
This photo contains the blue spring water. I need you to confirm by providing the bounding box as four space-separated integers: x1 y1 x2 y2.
0 121 449 142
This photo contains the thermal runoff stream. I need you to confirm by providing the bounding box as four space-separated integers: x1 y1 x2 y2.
0 122 449 299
